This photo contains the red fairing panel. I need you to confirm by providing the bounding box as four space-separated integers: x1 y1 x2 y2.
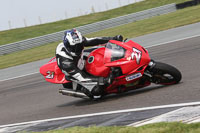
119 40 151 74
103 40 151 75
85 47 110 77
39 57 69 84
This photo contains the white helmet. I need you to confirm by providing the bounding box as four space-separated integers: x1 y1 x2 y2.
63 29 84 56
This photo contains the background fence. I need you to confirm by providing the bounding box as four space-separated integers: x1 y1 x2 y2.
0 3 176 55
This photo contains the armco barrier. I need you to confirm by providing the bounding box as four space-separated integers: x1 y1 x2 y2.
0 3 176 55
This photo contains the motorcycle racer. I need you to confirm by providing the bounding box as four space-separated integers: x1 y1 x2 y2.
56 29 123 96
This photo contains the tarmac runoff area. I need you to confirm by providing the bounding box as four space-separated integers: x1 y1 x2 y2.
0 102 200 132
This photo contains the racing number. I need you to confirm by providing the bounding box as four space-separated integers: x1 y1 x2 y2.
131 48 142 64
46 71 54 79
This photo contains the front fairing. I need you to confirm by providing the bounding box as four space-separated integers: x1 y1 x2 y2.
103 40 151 75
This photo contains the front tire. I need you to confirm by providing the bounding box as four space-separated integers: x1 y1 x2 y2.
150 62 182 85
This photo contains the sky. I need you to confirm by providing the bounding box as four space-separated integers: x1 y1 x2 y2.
0 0 142 31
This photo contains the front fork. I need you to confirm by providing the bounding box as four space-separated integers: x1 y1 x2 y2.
143 60 156 83
147 60 156 70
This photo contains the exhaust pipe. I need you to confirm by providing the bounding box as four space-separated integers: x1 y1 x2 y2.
59 89 88 99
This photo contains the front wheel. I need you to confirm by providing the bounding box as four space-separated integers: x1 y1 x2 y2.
150 62 182 85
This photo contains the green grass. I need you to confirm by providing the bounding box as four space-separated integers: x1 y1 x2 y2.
87 4 200 38
0 42 58 69
0 0 189 46
1 4 200 69
31 122 200 133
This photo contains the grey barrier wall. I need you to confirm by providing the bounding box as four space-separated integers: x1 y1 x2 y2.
0 3 176 55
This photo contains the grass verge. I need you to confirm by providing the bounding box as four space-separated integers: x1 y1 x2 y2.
0 0 188 45
1 4 200 69
32 122 200 133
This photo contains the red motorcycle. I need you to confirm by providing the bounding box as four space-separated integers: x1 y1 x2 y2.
40 39 182 99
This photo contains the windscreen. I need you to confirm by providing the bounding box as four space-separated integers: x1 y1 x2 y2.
104 42 126 63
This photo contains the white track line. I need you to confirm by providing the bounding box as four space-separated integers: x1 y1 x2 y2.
0 72 39 82
128 108 185 127
0 101 200 128
145 34 200 48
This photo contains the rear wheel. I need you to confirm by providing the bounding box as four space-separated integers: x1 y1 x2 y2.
150 62 182 85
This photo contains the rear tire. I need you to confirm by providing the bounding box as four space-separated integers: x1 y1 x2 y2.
150 62 182 85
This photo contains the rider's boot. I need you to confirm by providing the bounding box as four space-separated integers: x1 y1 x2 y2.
90 74 114 96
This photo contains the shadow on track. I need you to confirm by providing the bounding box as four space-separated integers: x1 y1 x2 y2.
57 83 182 107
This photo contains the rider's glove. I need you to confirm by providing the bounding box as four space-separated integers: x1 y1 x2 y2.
114 35 123 41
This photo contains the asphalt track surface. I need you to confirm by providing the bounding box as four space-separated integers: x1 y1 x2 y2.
0 36 200 126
